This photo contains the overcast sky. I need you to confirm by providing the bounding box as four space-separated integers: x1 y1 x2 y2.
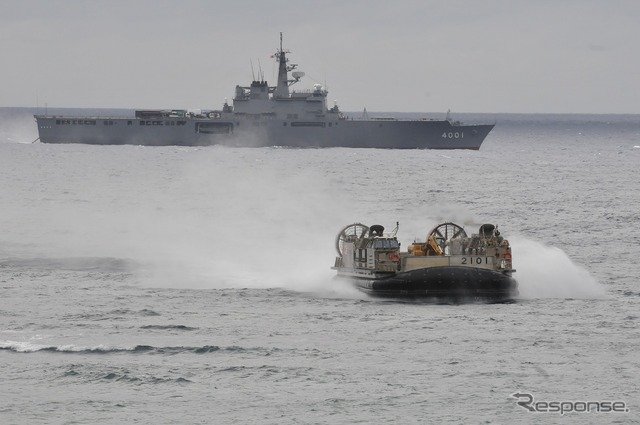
2 0 639 113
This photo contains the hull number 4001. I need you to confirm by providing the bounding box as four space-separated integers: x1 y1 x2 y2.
441 132 464 139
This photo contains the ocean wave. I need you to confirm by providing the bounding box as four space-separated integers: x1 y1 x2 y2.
139 324 198 331
0 256 137 272
0 341 218 354
100 372 193 385
65 308 162 321
63 367 193 385
0 341 274 355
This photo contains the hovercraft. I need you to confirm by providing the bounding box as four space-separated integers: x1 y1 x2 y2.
332 222 518 302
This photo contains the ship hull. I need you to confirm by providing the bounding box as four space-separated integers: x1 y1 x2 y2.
34 116 493 149
338 266 518 302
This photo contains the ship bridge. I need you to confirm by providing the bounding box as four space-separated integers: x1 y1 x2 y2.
231 33 330 118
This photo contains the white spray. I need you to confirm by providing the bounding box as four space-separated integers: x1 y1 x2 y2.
509 236 607 299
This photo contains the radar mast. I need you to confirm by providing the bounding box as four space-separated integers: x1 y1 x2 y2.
274 32 298 98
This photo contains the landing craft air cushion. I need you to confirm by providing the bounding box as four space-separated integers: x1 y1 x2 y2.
332 222 518 301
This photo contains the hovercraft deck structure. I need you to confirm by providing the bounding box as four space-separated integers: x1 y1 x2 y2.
332 222 517 302
34 33 494 149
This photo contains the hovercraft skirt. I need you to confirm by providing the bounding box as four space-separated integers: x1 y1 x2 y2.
350 266 517 301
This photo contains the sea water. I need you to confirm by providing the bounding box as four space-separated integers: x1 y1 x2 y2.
0 108 638 424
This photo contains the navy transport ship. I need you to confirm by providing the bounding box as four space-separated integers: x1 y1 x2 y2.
34 33 494 149
332 222 517 301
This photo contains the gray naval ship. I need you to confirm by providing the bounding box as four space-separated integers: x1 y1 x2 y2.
34 33 494 149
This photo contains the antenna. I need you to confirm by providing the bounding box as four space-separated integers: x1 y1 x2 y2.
250 59 256 81
391 222 400 237
258 59 264 81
